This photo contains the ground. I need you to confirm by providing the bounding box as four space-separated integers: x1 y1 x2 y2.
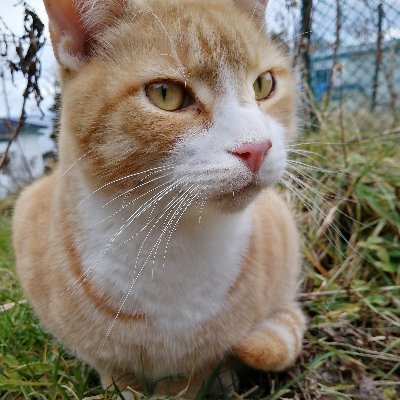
0 124 399 399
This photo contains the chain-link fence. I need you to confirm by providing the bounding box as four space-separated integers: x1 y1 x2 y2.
267 0 400 131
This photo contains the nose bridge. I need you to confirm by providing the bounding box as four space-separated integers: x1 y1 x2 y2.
215 99 267 141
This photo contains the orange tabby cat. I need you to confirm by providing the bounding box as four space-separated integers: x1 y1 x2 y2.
13 0 306 397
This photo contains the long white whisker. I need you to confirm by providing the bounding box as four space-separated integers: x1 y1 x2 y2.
283 172 367 267
57 165 173 232
286 148 330 162
286 159 338 174
100 171 174 210
285 170 364 227
60 175 178 259
99 185 197 350
150 187 198 275
108 179 192 253
285 163 356 203
162 189 201 269
54 178 185 302
280 177 344 264
56 149 95 181
89 177 182 228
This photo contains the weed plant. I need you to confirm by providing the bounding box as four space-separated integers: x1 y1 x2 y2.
0 120 399 399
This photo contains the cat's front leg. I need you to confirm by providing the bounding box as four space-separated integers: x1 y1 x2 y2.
233 303 306 371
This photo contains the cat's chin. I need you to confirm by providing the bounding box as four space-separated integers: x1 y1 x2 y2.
212 183 262 213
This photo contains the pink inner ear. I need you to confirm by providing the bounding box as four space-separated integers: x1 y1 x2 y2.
44 0 89 56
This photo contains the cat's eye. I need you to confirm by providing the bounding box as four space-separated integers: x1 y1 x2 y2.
253 72 275 101
146 82 190 112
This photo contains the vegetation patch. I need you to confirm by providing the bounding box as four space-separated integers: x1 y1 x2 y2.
0 124 399 399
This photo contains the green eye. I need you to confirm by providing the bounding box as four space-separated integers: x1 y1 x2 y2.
146 82 190 111
253 71 275 101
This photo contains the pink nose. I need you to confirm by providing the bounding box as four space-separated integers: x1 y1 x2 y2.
231 140 273 173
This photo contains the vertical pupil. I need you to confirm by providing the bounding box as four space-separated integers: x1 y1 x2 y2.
161 84 168 100
257 77 263 92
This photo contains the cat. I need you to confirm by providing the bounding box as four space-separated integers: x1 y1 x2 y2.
13 0 306 397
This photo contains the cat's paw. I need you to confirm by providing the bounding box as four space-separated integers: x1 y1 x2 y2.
233 306 306 371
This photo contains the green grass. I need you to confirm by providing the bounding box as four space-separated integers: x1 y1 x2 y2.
0 123 399 399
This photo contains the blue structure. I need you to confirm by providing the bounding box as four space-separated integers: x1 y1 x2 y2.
310 39 400 108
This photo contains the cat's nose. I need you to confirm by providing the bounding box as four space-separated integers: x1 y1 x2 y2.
231 140 273 173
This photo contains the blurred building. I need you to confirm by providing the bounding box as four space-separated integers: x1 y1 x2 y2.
311 39 400 109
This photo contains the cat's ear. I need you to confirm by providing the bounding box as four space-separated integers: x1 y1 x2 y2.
234 0 269 24
44 0 126 70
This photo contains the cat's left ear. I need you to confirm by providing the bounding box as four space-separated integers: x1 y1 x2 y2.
44 0 126 70
234 0 269 24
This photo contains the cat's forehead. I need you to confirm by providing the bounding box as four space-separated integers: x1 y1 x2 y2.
100 0 277 88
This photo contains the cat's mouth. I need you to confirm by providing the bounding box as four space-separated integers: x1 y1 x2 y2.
218 181 260 197
213 181 262 210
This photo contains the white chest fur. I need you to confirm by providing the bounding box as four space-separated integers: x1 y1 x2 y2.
77 189 253 332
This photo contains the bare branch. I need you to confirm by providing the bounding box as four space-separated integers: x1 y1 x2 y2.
0 2 45 172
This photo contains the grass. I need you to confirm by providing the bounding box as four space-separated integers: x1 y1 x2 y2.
0 121 399 399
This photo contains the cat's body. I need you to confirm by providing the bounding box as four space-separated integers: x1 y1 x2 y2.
15 175 300 383
14 0 306 396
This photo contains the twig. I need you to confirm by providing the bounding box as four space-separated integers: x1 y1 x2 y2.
299 285 400 299
0 2 45 173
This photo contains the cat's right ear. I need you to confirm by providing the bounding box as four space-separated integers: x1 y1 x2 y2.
44 0 89 70
44 0 125 71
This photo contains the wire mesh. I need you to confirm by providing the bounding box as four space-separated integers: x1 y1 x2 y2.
267 0 400 131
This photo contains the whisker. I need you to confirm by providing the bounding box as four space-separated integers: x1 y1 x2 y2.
70 179 187 286
161 188 201 269
285 163 356 203
99 171 174 210
286 148 330 162
284 170 364 227
56 149 95 181
88 176 181 229
53 178 185 303
59 174 178 260
107 179 191 253
150 187 198 274
57 165 173 232
286 159 338 174
280 177 346 268
99 184 197 350
282 172 369 271
287 174 355 207
144 6 187 81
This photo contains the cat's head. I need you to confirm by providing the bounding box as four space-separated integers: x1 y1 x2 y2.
46 0 296 211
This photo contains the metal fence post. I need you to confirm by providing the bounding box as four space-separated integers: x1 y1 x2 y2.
371 2 384 112
300 0 316 126
300 0 313 90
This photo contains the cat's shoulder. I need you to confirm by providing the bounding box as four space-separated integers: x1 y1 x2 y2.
13 172 58 243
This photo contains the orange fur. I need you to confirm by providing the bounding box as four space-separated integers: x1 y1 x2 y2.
14 1 306 397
